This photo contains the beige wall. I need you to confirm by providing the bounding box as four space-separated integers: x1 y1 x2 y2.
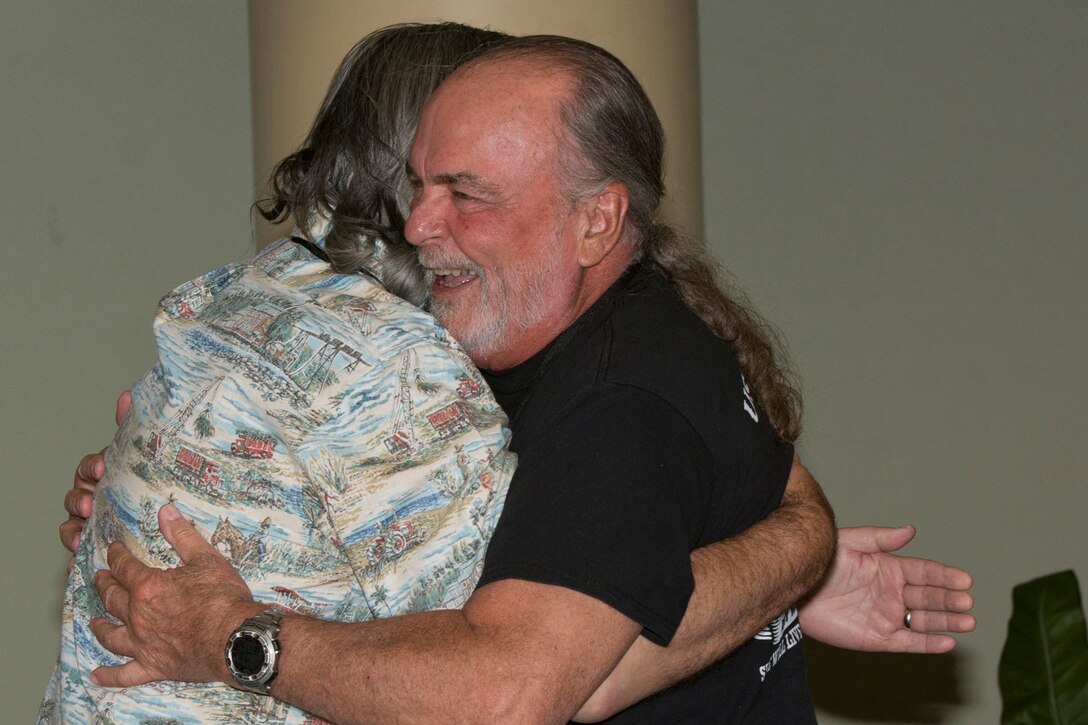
698 2 1088 722
249 0 702 245
9 2 1086 722
0 2 253 720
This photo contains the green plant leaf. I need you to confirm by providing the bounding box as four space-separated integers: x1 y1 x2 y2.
999 570 1088 724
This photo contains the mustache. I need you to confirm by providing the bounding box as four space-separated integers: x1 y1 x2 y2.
415 249 485 277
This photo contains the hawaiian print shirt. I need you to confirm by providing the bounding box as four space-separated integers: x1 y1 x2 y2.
40 237 514 724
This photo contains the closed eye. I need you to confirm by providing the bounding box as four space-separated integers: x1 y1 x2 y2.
404 164 423 204
406 178 423 207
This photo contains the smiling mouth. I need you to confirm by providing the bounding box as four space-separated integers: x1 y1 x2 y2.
430 268 478 289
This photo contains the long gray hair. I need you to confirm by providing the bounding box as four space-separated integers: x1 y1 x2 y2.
460 36 804 441
257 23 508 306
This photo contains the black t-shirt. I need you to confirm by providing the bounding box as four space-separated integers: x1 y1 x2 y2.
479 263 815 722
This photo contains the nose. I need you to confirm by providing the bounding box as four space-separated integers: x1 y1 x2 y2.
404 189 446 248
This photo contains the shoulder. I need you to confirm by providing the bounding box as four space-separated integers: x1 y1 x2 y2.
549 268 745 423
607 268 742 379
251 236 471 360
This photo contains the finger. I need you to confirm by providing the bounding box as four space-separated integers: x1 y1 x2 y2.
90 616 136 658
91 660 158 689
903 608 977 635
901 557 974 590
95 569 130 623
60 516 84 554
868 524 915 553
63 487 94 521
67 555 76 575
67 454 104 516
836 525 915 554
74 450 106 489
890 631 959 654
158 504 217 564
105 541 154 592
115 390 132 426
904 584 974 613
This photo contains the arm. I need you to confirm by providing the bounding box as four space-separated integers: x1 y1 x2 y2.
575 455 836 721
576 474 977 722
68 399 971 718
92 504 642 725
70 395 826 720
89 384 731 721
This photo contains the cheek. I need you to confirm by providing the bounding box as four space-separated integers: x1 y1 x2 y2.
450 212 498 255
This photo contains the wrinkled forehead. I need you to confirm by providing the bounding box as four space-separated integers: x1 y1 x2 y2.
411 59 573 165
440 55 570 103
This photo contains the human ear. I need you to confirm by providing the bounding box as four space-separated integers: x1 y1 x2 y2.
577 182 629 268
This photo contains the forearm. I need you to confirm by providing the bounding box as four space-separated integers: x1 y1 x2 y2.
270 609 507 724
575 457 835 721
250 580 639 725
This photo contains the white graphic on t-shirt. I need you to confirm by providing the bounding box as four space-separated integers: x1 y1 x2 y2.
741 375 759 423
755 607 802 681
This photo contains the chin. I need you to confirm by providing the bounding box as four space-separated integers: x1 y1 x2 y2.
434 310 495 355
455 328 508 368
451 327 501 362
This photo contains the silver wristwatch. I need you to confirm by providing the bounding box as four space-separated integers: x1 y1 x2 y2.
224 608 285 694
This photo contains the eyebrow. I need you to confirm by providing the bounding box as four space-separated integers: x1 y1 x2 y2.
405 163 501 196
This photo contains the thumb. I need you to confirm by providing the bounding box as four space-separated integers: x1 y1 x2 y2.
91 660 159 689
115 390 133 426
838 524 916 554
158 504 215 563
868 524 916 553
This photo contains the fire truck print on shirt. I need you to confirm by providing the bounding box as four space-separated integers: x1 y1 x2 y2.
40 237 515 724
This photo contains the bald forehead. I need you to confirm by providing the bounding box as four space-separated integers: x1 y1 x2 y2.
430 57 573 123
409 57 577 186
452 54 570 85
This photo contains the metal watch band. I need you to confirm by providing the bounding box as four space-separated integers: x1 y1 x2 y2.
248 607 286 631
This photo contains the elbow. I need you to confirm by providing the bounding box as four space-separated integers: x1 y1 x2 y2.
479 672 628 724
571 681 626 723
474 680 573 725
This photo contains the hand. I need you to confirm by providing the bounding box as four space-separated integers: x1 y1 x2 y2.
60 391 132 565
90 503 263 687
798 525 975 653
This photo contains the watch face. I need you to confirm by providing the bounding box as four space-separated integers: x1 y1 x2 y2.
231 633 267 677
